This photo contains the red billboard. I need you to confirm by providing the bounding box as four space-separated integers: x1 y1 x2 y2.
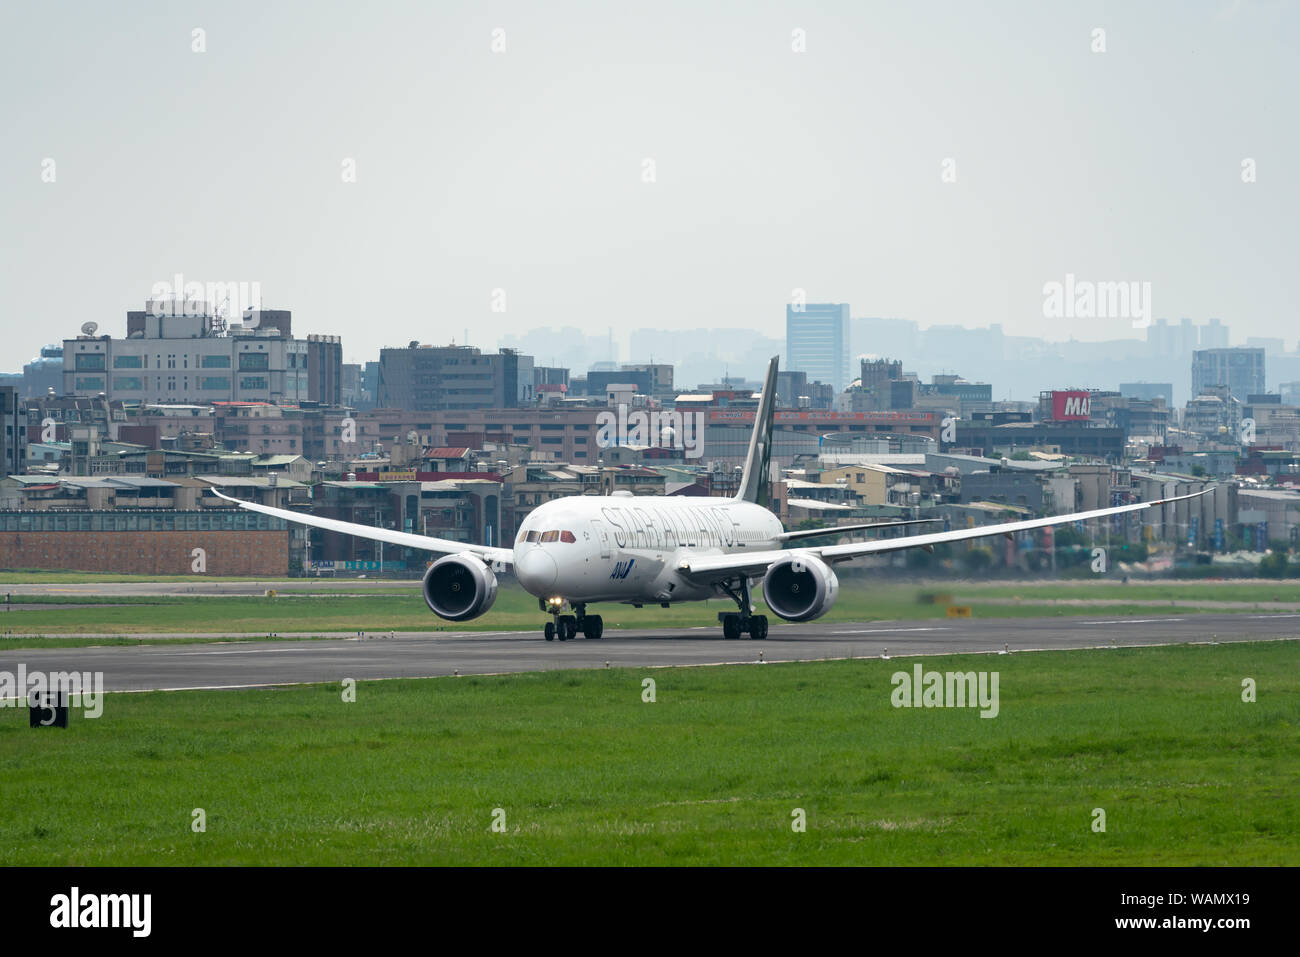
1050 390 1091 420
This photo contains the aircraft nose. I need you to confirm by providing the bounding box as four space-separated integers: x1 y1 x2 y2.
515 548 558 593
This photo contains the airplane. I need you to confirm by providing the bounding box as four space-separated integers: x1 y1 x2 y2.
211 356 1212 642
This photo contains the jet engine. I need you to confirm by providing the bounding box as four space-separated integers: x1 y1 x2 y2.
422 554 498 621
761 553 839 622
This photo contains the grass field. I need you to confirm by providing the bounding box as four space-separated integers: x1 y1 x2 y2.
0 640 1295 865
2 579 1298 644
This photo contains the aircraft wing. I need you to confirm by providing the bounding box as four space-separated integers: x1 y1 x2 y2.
775 518 939 542
677 488 1213 582
208 488 514 567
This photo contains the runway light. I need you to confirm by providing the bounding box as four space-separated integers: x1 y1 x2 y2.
881 647 889 660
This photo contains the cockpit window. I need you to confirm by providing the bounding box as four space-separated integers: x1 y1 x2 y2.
527 529 576 544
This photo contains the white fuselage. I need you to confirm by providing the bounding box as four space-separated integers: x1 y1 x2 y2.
512 493 784 604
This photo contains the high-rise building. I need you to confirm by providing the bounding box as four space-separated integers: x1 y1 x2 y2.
1191 348 1265 399
1 386 27 475
786 303 850 392
1200 317 1231 348
305 334 343 406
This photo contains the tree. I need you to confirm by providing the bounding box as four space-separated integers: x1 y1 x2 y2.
1259 551 1289 579
962 546 994 572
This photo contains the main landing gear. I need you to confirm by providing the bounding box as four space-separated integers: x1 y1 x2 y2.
542 601 603 641
718 577 768 640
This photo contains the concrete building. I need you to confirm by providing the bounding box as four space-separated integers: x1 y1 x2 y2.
1089 392 1171 443
1191 348 1265 400
1237 488 1300 549
346 407 603 462
1183 390 1240 438
307 478 502 568
1 386 27 476
775 372 835 410
21 345 64 398
921 375 993 416
62 304 340 406
1129 471 1233 548
376 343 533 411
950 421 1126 461
618 363 674 398
959 470 1045 509
787 303 851 392
306 335 343 406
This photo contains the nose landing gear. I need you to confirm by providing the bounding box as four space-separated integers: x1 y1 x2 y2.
541 601 603 641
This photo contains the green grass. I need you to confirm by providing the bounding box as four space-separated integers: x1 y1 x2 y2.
0 641 1295 865
0 580 1289 643
959 581 1300 602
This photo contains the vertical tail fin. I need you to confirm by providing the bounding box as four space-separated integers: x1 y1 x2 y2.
735 355 779 506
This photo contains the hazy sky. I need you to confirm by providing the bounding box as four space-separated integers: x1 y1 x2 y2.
2 0 1295 368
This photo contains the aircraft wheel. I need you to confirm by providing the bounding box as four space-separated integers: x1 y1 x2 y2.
544 622 555 641
584 615 604 639
750 615 768 640
722 614 741 640
559 616 577 641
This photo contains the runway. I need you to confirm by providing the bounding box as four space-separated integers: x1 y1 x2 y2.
1 612 1297 693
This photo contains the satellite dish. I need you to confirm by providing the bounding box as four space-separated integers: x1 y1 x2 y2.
81 322 98 336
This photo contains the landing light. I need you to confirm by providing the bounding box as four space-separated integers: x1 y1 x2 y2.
547 596 564 607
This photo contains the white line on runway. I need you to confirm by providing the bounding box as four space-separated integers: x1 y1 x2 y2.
1081 618 1187 625
162 648 322 657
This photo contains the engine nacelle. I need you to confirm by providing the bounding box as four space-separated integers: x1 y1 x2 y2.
422 553 498 621
762 553 839 622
